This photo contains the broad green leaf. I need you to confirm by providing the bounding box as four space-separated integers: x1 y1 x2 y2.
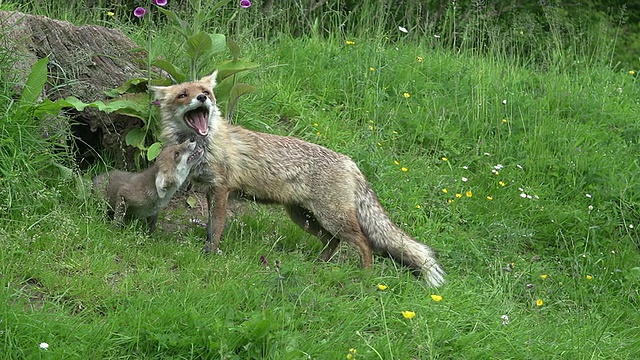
186 195 198 208
147 142 163 161
157 7 191 37
150 59 186 83
20 57 49 105
210 33 227 55
104 77 148 98
227 38 241 61
227 83 256 121
125 128 147 149
216 59 260 80
186 31 213 62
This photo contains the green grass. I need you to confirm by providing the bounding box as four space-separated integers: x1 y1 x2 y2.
2 2 640 359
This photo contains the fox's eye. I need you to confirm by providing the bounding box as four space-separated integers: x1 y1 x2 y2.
202 90 210 95
174 151 180 159
177 93 187 99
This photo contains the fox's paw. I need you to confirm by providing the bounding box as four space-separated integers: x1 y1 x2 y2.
202 244 223 255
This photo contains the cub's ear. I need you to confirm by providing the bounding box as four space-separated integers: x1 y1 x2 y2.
150 85 168 101
201 70 218 89
155 173 168 198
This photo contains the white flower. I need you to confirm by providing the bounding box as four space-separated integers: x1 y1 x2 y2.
39 342 49 350
433 34 441 38
585 193 592 198
516 164 523 170
461 177 468 182
502 99 507 105
398 26 408 33
520 193 527 198
501 314 510 325
494 164 504 170
588 205 594 211
630 224 634 229
462 166 469 170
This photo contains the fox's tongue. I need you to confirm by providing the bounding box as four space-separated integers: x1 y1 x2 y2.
185 109 209 136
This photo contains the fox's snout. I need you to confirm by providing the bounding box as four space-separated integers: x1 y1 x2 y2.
196 94 208 103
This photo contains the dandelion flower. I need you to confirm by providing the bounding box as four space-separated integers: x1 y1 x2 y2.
239 0 252 9
39 342 49 350
416 56 423 62
377 284 388 291
403 92 411 98
540 274 548 279
487 196 493 200
536 299 543 306
466 190 473 197
402 310 416 319
133 7 147 18
346 40 356 45
630 70 636 75
401 167 408 172
442 188 448 194
430 294 443 302
586 275 593 280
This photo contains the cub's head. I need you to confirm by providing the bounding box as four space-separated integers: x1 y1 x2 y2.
154 139 204 198
151 71 221 139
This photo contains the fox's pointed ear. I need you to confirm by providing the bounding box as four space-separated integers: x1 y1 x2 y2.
201 70 218 89
150 85 168 101
155 173 168 198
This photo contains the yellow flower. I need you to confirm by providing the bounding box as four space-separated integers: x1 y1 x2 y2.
416 56 423 62
347 355 354 360
403 92 411 98
630 70 636 75
502 118 508 123
466 190 473 197
441 157 448 161
106 11 115 16
415 204 422 209
430 294 443 302
368 125 374 130
377 142 382 146
540 274 548 279
442 188 448 194
499 181 506 187
401 311 416 319
486 196 493 200
349 348 357 354
346 40 356 45
347 348 357 359
455 193 462 198
586 275 593 280
316 132 321 135
393 160 400 165
313 123 318 127
369 67 375 71
536 299 543 306
377 284 388 291
401 167 408 172
392 130 398 134
447 199 455 204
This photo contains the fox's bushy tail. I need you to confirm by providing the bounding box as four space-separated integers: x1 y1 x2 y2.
355 183 445 287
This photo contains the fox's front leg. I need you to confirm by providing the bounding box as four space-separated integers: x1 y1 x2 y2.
204 186 229 254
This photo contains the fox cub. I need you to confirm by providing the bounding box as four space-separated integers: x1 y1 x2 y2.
93 139 202 233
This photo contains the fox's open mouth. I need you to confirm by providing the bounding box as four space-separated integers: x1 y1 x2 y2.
184 107 210 136
187 146 204 164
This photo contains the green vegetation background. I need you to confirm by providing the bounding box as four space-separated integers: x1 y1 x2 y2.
1 0 639 358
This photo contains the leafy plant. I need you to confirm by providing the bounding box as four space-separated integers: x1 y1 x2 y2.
59 0 259 162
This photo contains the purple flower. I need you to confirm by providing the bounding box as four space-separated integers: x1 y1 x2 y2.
240 0 252 9
153 0 168 6
133 7 147 18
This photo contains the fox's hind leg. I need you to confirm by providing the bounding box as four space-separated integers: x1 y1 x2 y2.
314 208 374 269
285 204 340 261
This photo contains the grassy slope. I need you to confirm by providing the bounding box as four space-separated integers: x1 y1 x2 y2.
2 13 640 360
